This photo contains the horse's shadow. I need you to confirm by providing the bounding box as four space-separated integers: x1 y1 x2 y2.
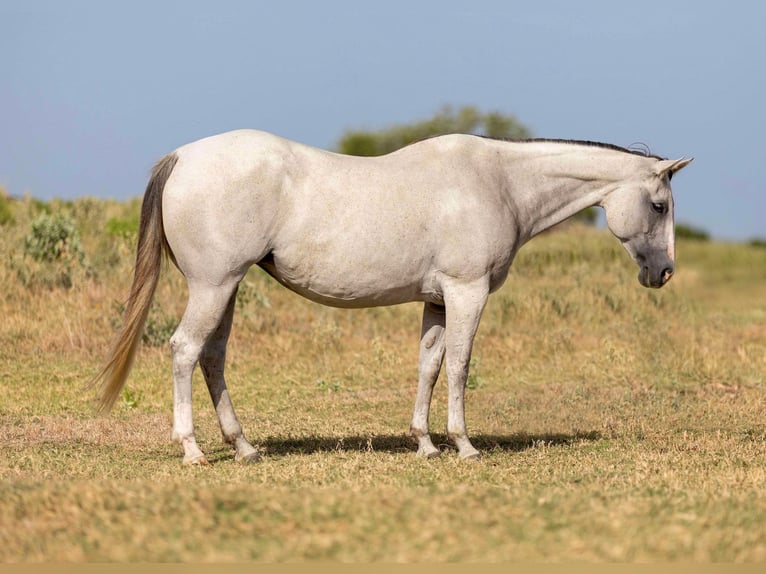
206 430 603 461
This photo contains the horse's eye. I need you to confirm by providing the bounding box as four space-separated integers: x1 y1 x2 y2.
651 202 666 214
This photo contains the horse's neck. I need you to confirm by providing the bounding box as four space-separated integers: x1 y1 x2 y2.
521 171 615 239
489 141 645 240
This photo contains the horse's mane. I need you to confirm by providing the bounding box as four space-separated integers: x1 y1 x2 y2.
523 138 665 160
479 136 665 161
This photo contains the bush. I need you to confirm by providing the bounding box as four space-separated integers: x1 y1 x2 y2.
142 308 177 347
0 191 14 226
573 207 599 226
110 301 177 348
676 223 710 241
15 213 88 289
24 213 85 264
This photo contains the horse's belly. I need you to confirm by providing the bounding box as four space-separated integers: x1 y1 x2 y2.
258 253 434 309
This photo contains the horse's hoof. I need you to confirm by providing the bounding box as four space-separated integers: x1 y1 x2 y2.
235 450 261 464
459 451 481 462
183 455 210 466
417 447 441 459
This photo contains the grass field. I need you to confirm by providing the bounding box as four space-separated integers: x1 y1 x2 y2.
1 194 766 561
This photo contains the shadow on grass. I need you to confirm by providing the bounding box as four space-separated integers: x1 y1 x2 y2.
213 430 603 459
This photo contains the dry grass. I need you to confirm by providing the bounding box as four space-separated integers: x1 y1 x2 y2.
1 197 766 561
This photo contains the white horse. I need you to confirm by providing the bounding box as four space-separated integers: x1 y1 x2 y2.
93 130 692 464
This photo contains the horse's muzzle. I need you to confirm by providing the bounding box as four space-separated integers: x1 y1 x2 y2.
639 265 674 289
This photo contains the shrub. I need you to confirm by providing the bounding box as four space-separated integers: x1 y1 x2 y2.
24 213 85 264
15 213 88 289
121 388 143 410
142 309 177 347
0 191 14 226
676 223 710 241
111 301 177 347
573 207 598 225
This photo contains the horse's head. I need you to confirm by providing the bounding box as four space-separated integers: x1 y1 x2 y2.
602 157 693 288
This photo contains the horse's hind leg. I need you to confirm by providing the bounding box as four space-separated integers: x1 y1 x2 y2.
170 279 239 465
199 285 259 463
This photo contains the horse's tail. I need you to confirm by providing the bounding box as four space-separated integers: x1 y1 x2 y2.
92 152 178 413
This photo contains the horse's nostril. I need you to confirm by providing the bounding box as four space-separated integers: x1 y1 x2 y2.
662 267 674 283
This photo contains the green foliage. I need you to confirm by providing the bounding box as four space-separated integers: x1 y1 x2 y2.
337 105 531 156
137 302 177 347
0 190 15 226
675 222 710 241
747 237 766 249
315 378 344 392
141 310 177 347
106 216 139 240
23 213 85 264
15 213 88 289
572 206 599 226
121 388 143 410
236 279 272 311
24 196 51 216
110 300 177 348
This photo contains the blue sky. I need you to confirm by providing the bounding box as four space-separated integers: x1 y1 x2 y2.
2 1 764 240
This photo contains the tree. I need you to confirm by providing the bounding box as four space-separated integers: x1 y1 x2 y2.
675 223 710 241
337 105 530 156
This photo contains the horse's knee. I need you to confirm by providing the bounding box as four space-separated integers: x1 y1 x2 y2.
169 333 185 360
169 331 202 368
168 327 185 352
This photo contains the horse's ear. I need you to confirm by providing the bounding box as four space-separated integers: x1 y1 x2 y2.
655 157 694 179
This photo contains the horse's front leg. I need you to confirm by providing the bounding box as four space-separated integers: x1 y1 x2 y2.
410 302 446 458
443 277 489 460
